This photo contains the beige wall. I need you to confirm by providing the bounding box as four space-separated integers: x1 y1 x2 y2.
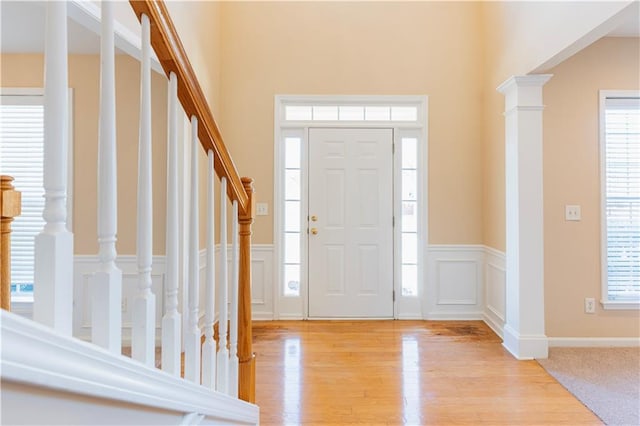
1 54 168 255
219 1 485 245
543 37 640 337
481 1 634 252
166 0 222 118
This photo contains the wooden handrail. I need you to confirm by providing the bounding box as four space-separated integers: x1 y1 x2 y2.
128 0 249 216
1 176 22 311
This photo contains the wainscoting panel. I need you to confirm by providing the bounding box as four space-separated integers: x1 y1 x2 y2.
73 256 166 343
72 245 275 340
248 245 274 320
484 247 506 337
425 245 485 319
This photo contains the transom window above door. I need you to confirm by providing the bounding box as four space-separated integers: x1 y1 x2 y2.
284 105 419 122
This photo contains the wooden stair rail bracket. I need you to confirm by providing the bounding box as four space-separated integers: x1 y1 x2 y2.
238 177 255 403
1 176 22 311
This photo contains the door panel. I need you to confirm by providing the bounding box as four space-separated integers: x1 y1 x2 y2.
308 128 393 318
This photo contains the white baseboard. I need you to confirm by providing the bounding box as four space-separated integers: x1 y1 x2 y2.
483 312 504 338
425 311 484 320
502 324 549 360
548 337 640 347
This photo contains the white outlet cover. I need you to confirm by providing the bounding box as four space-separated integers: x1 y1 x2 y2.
565 205 581 221
256 202 268 216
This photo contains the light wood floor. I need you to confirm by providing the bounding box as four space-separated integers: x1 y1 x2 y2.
253 321 602 426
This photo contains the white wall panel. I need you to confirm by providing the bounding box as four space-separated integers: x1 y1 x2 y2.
425 245 484 319
484 247 506 337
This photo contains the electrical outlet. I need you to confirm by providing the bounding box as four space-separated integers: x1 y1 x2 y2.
584 297 595 314
566 205 581 221
256 202 268 216
121 298 127 313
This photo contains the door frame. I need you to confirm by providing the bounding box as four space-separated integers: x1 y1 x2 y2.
274 95 429 320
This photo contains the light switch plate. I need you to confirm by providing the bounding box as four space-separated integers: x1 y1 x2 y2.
256 202 268 216
565 205 581 221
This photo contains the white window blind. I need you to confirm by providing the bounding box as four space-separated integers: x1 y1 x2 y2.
602 95 640 302
0 94 45 299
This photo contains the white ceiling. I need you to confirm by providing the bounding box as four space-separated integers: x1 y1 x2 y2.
1 1 638 54
1 1 102 54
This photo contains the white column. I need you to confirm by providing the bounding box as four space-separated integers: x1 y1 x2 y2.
90 0 122 354
34 1 74 335
184 116 201 383
202 150 216 389
228 200 239 397
497 74 552 360
162 72 181 376
216 177 229 393
132 13 155 366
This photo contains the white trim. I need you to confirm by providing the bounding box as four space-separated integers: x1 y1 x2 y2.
483 312 504 339
548 337 640 348
484 246 506 338
67 0 163 73
274 95 428 320
1 311 259 424
600 300 640 310
503 325 549 360
425 311 484 320
598 90 640 310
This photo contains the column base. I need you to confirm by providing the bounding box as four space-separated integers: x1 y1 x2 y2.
503 324 549 360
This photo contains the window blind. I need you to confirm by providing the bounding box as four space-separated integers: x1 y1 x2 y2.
0 95 45 298
604 96 640 301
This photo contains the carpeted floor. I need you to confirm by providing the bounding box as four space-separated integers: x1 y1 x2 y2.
537 347 640 426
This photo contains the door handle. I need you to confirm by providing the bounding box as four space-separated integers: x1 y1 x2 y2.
311 215 318 222
310 228 318 235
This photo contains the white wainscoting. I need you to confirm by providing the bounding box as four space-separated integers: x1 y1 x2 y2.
425 245 486 319
483 247 506 337
247 244 274 320
72 244 274 340
73 255 166 343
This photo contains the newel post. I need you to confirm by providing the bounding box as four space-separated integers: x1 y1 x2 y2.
1 176 21 311
238 177 255 403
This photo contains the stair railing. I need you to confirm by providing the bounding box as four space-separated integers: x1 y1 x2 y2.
24 0 255 403
127 1 256 401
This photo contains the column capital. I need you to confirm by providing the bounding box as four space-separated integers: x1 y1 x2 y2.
497 74 553 94
498 74 553 114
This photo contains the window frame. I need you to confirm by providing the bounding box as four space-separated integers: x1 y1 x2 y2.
0 87 74 308
599 90 640 310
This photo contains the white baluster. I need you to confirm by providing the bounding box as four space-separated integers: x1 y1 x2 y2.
228 200 239 396
132 13 155 366
217 177 229 393
202 150 216 389
34 1 74 335
162 72 181 376
90 0 122 354
184 116 200 383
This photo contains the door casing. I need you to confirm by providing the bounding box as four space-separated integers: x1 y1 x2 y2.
274 95 429 320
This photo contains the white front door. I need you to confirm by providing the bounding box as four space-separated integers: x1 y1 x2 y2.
308 128 394 318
